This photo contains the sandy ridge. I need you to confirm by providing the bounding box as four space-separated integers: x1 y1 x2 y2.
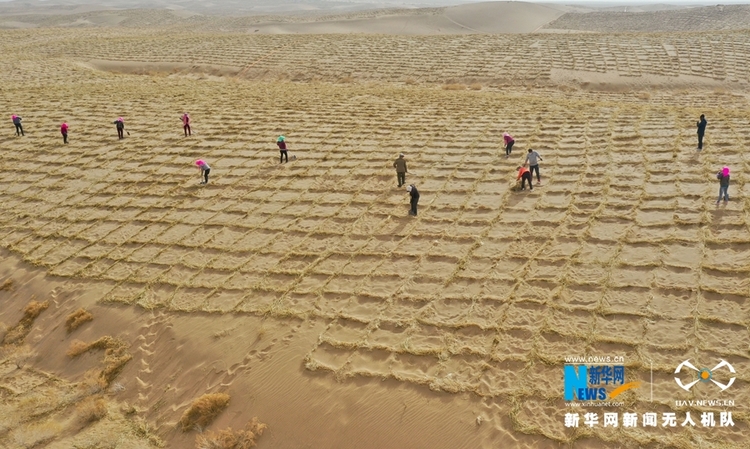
0 2 566 34
546 4 750 33
8 29 750 88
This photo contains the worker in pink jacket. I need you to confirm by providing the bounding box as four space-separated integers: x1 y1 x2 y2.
61 122 69 144
181 113 191 137
503 132 515 157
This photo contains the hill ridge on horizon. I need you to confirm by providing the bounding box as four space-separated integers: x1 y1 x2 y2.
3 1 750 33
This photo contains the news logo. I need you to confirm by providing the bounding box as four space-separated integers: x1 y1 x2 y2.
674 359 736 392
564 364 639 401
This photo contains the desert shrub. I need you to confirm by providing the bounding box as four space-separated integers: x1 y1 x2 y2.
67 336 119 357
195 418 267 449
132 416 165 447
0 279 13 291
77 396 108 425
9 345 35 369
442 83 465 90
65 308 94 332
180 393 231 431
24 300 49 319
2 300 49 345
99 350 133 387
469 83 482 90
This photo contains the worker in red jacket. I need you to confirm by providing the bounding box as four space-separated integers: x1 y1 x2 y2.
517 166 532 191
182 113 191 136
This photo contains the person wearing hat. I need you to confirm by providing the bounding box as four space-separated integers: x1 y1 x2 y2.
277 135 288 163
716 166 730 203
11 115 23 136
195 159 211 185
393 153 408 187
503 132 515 157
60 122 69 144
181 112 191 137
113 117 125 139
406 184 420 216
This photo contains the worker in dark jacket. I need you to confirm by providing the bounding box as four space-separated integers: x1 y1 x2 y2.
697 114 707 150
113 117 125 139
503 132 515 157
277 136 288 163
406 184 420 216
717 166 730 203
394 153 408 187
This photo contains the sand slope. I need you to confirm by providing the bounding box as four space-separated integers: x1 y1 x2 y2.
546 4 750 33
1 13 750 449
28 29 750 88
251 2 569 34
7 2 750 35
442 1 566 33
0 2 571 34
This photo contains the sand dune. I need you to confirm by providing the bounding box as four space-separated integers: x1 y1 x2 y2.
546 4 750 33
37 29 750 88
250 2 569 34
7 1 749 36
0 2 572 34
10 2 747 35
251 13 471 35
1 6 750 449
442 1 567 33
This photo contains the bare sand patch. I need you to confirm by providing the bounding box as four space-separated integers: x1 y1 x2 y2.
0 20 38 29
84 59 241 78
550 68 726 92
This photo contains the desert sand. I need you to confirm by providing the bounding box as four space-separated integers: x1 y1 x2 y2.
1 1 750 448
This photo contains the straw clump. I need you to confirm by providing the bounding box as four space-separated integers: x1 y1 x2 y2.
2 300 50 346
76 396 108 425
180 393 231 431
0 279 13 291
66 336 133 387
195 417 267 449
65 308 94 332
